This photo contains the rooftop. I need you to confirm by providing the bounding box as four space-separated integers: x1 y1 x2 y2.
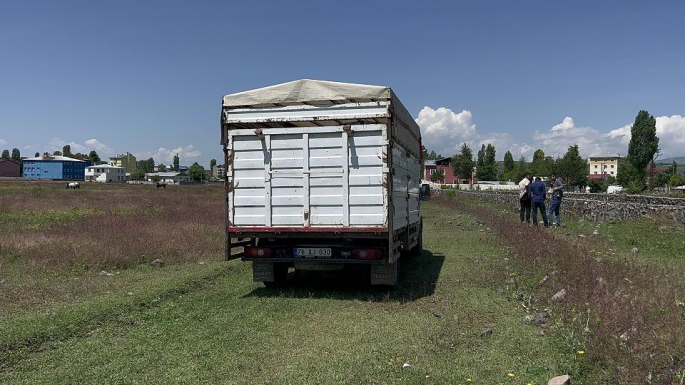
23 156 86 162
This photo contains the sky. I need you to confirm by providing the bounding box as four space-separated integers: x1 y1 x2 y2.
1 0 684 168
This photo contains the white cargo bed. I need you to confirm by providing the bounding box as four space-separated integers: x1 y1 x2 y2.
222 79 421 234
228 125 387 228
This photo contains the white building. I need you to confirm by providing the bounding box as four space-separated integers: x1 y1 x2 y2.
145 172 190 184
213 164 226 179
85 164 126 183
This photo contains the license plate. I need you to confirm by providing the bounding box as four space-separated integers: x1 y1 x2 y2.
294 247 332 258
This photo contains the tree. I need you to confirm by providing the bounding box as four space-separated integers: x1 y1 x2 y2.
158 163 167 172
88 150 101 165
587 179 605 193
483 143 497 181
503 151 515 174
669 174 685 187
34 152 40 157
173 154 180 171
137 158 155 173
210 158 217 172
10 148 20 161
130 171 145 181
188 162 205 182
451 143 474 183
627 110 659 174
556 144 588 187
62 145 72 158
430 168 445 183
53 150 62 156
476 144 486 179
529 149 549 177
621 110 659 192
651 172 670 188
1 150 8 158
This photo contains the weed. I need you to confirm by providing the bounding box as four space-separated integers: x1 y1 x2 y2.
435 195 685 384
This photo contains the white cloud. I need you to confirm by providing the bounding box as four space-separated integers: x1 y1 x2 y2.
46 138 115 157
532 117 624 158
136 145 202 165
416 107 479 157
655 115 685 159
0 139 6 146
532 115 685 159
84 139 111 152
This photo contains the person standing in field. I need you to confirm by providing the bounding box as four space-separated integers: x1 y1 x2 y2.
518 172 532 224
548 172 564 227
529 177 549 228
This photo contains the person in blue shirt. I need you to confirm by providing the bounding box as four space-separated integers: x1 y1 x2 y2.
528 177 549 228
548 172 564 227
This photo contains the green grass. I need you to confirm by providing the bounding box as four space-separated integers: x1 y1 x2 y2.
0 202 574 384
443 192 685 383
0 208 104 229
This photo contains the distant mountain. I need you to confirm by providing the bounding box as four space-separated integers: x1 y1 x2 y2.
657 157 685 165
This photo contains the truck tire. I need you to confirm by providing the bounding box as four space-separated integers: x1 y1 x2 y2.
408 220 423 258
391 258 400 288
263 263 288 288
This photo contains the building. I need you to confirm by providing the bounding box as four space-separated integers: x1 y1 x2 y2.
145 172 190 184
588 156 621 179
212 164 225 179
423 158 462 184
85 164 126 183
109 152 137 174
0 158 21 177
22 155 88 180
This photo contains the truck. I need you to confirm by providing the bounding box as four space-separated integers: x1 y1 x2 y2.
221 79 423 287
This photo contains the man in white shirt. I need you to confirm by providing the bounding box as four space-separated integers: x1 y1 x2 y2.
518 173 532 223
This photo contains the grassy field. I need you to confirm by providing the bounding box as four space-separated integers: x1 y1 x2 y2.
1 181 683 383
442 193 685 384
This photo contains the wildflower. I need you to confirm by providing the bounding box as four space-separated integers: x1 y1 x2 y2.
507 372 515 377
577 350 585 354
466 379 472 382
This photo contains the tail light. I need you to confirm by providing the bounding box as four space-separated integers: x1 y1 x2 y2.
353 249 382 260
245 247 272 258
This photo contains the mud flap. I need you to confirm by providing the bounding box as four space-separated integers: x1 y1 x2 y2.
370 260 399 287
253 261 274 282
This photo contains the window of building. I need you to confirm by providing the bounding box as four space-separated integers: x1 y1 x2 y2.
611 165 614 168
594 171 598 174
594 165 598 168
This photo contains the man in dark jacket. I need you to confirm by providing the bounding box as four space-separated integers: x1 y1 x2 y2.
529 177 549 228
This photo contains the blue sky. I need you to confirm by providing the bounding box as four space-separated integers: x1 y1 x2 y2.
1 0 684 168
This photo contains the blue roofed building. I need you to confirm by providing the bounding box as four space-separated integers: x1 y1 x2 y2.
22 155 91 180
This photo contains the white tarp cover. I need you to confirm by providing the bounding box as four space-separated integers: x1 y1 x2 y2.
222 79 392 107
222 79 421 156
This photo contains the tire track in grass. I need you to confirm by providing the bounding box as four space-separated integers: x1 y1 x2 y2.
0 262 239 373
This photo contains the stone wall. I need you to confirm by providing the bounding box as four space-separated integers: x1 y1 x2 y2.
437 190 685 223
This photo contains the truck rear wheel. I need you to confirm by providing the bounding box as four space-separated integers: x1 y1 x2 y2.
408 220 423 258
263 263 289 288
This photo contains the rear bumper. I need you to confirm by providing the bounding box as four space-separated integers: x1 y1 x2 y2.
228 226 388 238
242 257 384 264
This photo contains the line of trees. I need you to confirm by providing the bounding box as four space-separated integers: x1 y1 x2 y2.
1 148 21 162
445 142 588 187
